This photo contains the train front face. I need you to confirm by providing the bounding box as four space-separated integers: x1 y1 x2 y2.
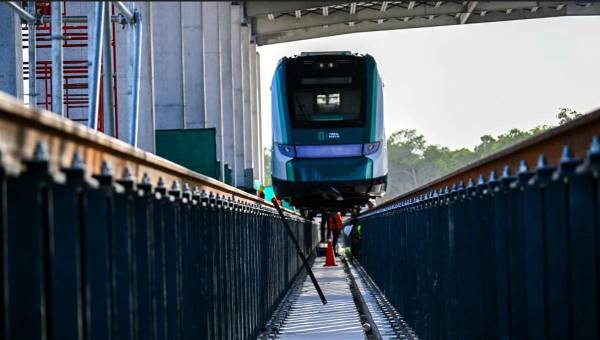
271 52 388 210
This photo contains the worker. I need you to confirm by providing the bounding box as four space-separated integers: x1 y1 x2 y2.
328 211 344 256
257 185 265 199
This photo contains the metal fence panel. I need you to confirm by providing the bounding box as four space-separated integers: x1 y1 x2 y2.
0 142 318 340
357 139 600 340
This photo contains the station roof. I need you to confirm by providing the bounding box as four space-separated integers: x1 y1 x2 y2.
246 1 600 45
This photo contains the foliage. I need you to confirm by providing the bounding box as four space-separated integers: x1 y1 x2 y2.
556 107 582 125
383 108 583 199
263 147 272 186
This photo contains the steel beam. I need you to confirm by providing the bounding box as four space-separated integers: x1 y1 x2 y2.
128 11 142 146
254 2 465 35
253 1 543 36
87 1 105 130
256 2 600 45
459 1 478 24
113 1 135 24
5 1 36 24
245 1 346 17
42 14 121 23
257 13 458 45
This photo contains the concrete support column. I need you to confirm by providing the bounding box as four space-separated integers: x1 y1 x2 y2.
0 5 24 99
249 40 260 182
256 51 264 183
231 3 244 187
218 1 234 184
152 1 184 129
241 23 254 188
202 2 224 180
182 2 205 128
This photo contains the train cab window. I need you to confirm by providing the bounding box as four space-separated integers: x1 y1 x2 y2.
316 93 340 112
286 57 366 128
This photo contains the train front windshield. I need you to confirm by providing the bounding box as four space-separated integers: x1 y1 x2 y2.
286 57 366 128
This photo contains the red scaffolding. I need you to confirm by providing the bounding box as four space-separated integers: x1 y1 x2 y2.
22 0 119 135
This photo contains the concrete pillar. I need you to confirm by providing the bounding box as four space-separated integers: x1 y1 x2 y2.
241 23 254 188
249 40 260 182
152 1 184 129
218 2 235 184
0 5 24 100
203 2 224 179
182 2 204 128
256 51 264 183
231 3 244 187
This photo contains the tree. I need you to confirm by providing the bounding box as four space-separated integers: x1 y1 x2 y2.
556 107 582 125
382 107 583 199
263 147 272 186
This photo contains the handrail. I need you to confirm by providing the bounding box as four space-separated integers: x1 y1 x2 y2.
0 91 291 213
364 106 600 216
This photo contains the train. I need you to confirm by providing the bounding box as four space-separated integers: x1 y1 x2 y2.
270 51 387 212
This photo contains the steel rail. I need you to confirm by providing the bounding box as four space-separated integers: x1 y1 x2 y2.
113 1 135 24
0 92 288 211
5 1 36 24
365 106 600 215
41 15 122 24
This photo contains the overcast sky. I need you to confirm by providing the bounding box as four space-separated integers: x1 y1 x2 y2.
257 16 600 150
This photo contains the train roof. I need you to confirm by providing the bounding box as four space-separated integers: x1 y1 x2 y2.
280 52 370 63
299 51 352 56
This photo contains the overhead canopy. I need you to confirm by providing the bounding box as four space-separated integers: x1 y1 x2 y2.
246 1 600 45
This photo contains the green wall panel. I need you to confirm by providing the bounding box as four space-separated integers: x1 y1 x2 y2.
156 128 220 180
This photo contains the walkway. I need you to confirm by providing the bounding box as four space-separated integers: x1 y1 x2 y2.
277 256 365 339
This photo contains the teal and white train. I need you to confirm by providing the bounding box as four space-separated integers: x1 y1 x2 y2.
271 52 387 211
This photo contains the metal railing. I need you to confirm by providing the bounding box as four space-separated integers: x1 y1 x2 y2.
0 93 318 340
357 135 600 339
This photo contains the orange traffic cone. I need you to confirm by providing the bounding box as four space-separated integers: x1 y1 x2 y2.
324 241 337 267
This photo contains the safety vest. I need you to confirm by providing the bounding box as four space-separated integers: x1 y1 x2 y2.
328 213 343 230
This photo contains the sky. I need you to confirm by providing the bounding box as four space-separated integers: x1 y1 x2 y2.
257 16 600 150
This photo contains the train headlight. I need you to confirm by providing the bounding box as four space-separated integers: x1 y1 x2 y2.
362 142 380 155
278 144 296 157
